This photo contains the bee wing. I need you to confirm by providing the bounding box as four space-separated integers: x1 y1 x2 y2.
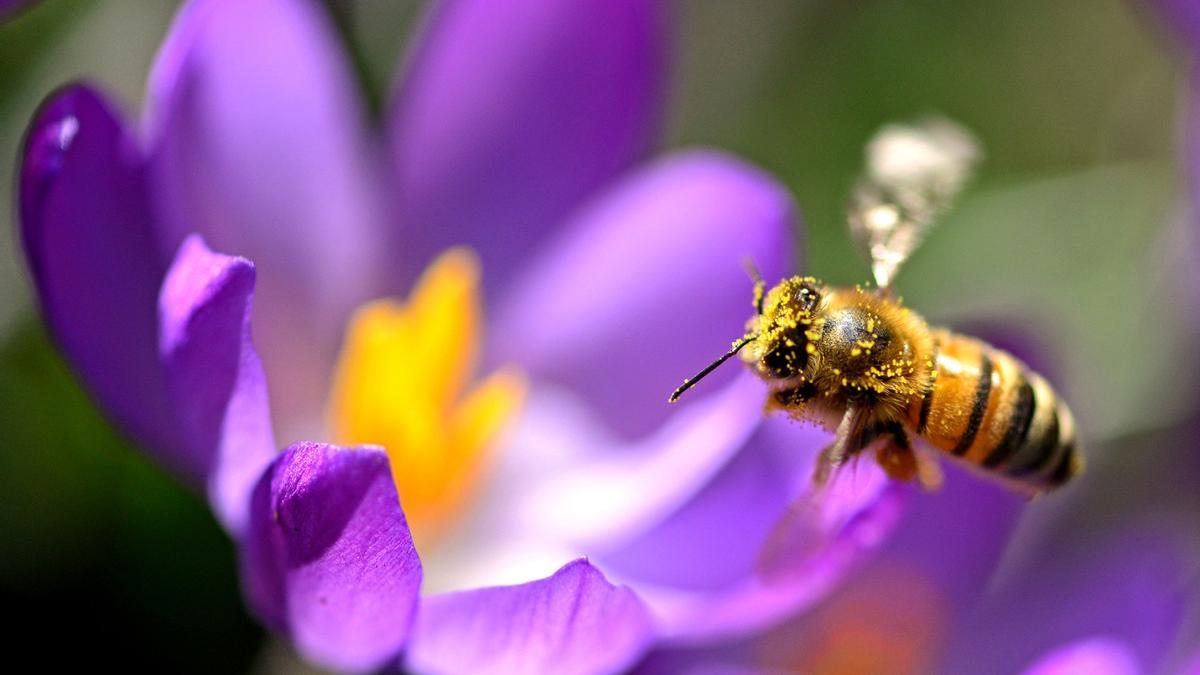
756 406 885 581
755 449 894 583
848 117 982 290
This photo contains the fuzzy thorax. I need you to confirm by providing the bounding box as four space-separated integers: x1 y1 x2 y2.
744 278 935 427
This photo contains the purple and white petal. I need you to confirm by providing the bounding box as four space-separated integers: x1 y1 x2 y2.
1021 637 1142 675
625 422 904 642
159 235 277 535
389 0 666 295
595 414 826 592
436 375 894 643
145 0 387 431
241 442 422 673
505 372 768 552
19 84 174 455
492 151 797 439
408 559 655 675
416 373 765 596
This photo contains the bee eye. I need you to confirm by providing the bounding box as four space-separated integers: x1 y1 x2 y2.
763 344 807 379
796 283 820 312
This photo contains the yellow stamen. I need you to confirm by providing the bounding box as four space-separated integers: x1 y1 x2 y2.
328 248 525 549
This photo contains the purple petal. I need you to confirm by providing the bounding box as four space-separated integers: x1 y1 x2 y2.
1143 0 1200 54
632 457 1021 670
597 415 827 592
942 524 1192 675
408 559 655 675
630 431 905 643
875 460 1023 616
413 373 768 597
19 84 174 453
19 87 278 535
241 442 422 672
492 151 797 439
389 0 666 295
159 235 277 535
496 372 768 553
1021 638 1142 675
145 0 387 429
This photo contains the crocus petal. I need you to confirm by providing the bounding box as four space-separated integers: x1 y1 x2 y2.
19 84 174 453
508 372 769 552
414 372 765 595
626 428 905 643
389 0 666 295
1143 0 1200 54
241 442 422 673
408 559 655 675
1021 637 1142 675
492 151 797 439
595 414 827 592
823 458 1021 623
159 235 277 534
942 525 1192 675
145 0 386 430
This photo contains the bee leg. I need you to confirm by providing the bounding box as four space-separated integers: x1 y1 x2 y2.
812 406 869 487
912 444 944 492
768 382 817 414
873 420 916 478
869 422 944 491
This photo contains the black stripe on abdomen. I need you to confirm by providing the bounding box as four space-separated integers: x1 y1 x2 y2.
952 353 993 456
1046 440 1077 486
1008 406 1060 476
983 374 1036 468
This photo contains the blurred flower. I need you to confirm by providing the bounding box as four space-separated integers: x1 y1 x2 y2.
1145 0 1200 329
17 0 930 671
0 0 35 24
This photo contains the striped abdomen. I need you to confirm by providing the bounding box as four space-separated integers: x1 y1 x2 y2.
906 329 1082 491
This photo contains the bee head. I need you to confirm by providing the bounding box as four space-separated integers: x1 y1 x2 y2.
749 276 824 382
667 276 825 403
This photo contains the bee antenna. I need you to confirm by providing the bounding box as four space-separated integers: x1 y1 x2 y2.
668 335 757 403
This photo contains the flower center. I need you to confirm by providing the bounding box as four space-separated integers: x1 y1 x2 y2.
329 248 525 550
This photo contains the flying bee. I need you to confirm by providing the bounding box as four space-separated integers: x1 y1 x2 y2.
669 118 1083 497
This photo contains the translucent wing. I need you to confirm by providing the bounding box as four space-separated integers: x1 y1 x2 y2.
848 117 982 290
755 449 897 583
757 407 885 581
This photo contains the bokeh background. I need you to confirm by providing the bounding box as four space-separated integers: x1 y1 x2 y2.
1 0 1196 671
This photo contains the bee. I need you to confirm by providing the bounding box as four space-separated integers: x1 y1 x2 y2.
669 118 1082 496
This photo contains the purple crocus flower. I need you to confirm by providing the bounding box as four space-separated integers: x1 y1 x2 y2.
17 0 924 671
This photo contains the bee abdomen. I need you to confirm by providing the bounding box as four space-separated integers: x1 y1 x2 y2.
907 330 1081 491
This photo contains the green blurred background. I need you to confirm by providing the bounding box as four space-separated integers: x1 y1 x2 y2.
0 0 1194 671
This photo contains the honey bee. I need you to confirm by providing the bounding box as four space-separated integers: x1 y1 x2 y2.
669 118 1082 496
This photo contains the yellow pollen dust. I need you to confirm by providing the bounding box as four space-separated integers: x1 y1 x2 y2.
329 248 525 549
